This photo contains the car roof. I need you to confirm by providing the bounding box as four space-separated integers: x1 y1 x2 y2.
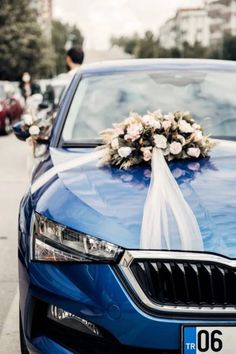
77 58 236 76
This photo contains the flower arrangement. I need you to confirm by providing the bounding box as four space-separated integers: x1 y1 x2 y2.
21 112 53 144
21 111 54 157
100 110 213 169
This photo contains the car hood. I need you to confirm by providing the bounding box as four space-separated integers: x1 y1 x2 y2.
34 140 236 258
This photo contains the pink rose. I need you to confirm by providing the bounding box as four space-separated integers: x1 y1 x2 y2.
169 141 182 155
187 147 201 158
162 120 172 131
114 126 124 136
125 123 143 142
142 148 152 162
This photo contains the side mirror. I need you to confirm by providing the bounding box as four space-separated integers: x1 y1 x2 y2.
13 121 50 145
13 121 29 141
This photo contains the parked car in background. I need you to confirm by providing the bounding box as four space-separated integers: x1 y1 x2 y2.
0 81 23 134
14 59 236 354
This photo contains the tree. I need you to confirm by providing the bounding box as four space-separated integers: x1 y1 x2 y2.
222 34 236 60
111 31 164 59
134 31 159 58
111 33 140 55
0 0 54 80
111 31 160 58
52 20 84 75
111 31 236 61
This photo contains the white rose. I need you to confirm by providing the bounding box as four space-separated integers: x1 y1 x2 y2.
118 147 132 158
154 134 167 149
111 137 119 149
192 130 203 142
164 113 175 121
142 115 161 130
179 120 194 133
29 125 40 135
169 141 182 155
187 147 201 158
23 114 33 126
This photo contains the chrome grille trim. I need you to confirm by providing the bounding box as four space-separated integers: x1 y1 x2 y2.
118 251 236 314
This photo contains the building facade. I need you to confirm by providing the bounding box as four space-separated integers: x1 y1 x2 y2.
159 17 177 50
175 8 209 49
159 8 209 50
207 0 236 44
159 0 236 49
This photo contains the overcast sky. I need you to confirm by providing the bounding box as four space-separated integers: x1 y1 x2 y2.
54 0 204 50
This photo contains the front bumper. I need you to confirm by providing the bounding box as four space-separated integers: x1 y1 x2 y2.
19 249 236 354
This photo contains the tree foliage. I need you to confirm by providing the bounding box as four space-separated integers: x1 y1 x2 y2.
52 20 84 75
0 0 54 80
111 30 236 62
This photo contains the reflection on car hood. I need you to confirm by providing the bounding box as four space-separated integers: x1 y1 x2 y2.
35 140 236 258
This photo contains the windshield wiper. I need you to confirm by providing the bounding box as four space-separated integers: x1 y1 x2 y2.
61 140 103 148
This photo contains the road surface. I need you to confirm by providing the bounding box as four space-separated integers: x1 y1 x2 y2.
0 134 29 354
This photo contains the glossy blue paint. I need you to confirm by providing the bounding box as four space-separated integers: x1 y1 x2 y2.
19 60 236 353
33 139 236 257
21 259 236 352
32 337 72 354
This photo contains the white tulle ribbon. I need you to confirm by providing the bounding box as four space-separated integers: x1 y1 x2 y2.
31 147 203 251
31 149 106 194
140 148 203 250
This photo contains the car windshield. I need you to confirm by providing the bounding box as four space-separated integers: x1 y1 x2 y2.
62 70 236 144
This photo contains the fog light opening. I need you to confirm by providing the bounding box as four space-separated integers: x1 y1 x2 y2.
48 305 102 337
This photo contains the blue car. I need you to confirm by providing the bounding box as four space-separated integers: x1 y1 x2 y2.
16 59 236 354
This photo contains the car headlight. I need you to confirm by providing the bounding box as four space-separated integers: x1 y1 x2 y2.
31 213 123 262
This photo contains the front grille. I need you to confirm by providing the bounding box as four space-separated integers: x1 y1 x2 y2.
119 251 236 314
131 260 236 307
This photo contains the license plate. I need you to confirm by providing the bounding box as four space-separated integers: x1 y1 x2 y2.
182 326 236 354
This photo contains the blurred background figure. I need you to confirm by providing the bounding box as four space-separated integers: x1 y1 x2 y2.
66 47 84 76
19 72 41 101
19 72 43 120
57 47 85 82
